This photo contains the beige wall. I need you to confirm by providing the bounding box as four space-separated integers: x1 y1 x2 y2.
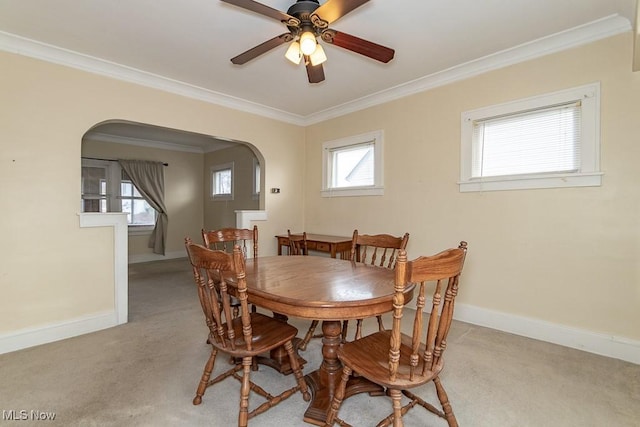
204 144 260 231
304 34 640 341
0 50 305 334
82 138 204 258
1 32 638 354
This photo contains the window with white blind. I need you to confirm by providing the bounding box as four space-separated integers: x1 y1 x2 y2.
321 130 384 197
459 83 602 192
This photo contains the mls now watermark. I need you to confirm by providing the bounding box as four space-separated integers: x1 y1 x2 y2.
2 410 56 421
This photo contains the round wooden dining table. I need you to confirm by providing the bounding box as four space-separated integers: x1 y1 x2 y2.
237 255 415 426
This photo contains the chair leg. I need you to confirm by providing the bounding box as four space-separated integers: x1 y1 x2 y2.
389 388 404 427
284 340 310 401
238 357 252 427
299 320 319 351
325 365 352 426
376 315 385 331
340 320 349 343
354 319 363 340
433 376 458 427
193 348 218 405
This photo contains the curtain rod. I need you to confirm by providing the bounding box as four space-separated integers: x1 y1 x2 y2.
81 156 168 166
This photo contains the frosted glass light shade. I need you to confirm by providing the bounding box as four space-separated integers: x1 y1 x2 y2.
309 44 327 66
285 41 302 64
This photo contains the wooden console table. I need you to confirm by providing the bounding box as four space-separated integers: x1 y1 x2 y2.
275 233 352 259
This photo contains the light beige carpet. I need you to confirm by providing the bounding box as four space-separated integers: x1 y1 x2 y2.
0 258 638 426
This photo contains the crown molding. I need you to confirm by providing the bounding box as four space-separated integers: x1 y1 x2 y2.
83 132 205 153
0 31 307 126
0 14 631 126
304 14 632 125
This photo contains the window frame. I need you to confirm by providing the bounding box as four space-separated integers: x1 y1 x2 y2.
459 83 602 192
321 130 384 197
210 161 234 201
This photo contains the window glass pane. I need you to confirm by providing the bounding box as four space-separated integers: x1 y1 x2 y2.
81 166 108 212
120 177 155 226
121 181 133 197
120 197 156 226
121 198 132 223
130 199 156 225
255 163 260 194
330 143 374 188
214 169 232 195
472 102 580 178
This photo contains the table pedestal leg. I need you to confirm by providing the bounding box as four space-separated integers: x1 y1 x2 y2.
303 320 384 426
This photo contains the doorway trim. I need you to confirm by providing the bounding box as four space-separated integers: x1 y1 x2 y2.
79 212 128 324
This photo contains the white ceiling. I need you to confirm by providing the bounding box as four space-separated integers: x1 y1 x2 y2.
0 0 636 128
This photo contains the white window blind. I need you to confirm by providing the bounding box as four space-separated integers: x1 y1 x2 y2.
472 101 581 179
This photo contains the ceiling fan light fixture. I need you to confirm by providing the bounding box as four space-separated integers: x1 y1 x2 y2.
299 31 317 55
309 43 327 66
285 41 303 64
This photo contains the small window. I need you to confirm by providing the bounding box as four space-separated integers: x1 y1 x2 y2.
253 158 260 199
211 162 234 200
120 171 156 226
460 83 602 192
322 130 384 197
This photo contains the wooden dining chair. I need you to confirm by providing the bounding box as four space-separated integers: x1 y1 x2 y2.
286 230 318 351
325 242 468 427
342 229 410 341
202 226 258 318
285 229 308 255
202 225 258 258
185 239 310 427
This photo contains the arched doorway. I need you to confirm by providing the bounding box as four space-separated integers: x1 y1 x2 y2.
79 119 266 321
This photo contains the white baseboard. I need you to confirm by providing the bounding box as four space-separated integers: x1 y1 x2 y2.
451 301 640 365
128 250 186 264
3 289 638 366
0 311 117 355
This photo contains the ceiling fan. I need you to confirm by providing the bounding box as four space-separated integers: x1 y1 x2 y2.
221 0 395 83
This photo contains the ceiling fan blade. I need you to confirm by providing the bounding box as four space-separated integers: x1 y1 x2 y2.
221 0 300 26
305 59 325 84
231 33 293 64
311 0 370 26
322 29 394 63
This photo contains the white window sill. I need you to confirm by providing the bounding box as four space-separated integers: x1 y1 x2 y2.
321 186 384 197
128 226 154 236
211 195 233 201
458 172 602 192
